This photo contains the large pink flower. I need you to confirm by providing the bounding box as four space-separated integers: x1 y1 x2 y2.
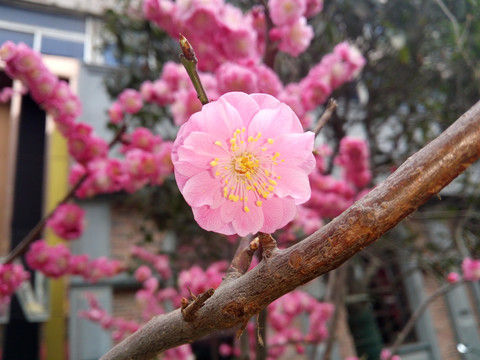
172 92 315 236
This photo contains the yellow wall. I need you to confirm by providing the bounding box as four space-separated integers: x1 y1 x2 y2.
0 102 10 256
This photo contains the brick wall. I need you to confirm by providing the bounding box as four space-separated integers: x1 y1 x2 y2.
423 275 460 360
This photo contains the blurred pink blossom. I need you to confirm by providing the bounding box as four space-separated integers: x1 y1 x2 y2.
47 203 86 240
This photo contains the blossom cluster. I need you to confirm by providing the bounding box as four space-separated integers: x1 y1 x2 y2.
117 41 364 129
143 0 323 72
307 138 371 215
178 261 227 297
0 41 175 200
0 42 108 163
79 292 141 342
68 128 174 198
218 290 333 359
25 240 124 282
268 0 322 56
279 138 371 244
268 291 333 357
0 263 30 306
130 245 171 280
79 291 194 359
47 203 86 240
83 251 333 359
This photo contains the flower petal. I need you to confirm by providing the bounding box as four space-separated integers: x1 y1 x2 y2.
182 171 222 207
221 92 260 126
260 197 297 233
193 206 236 235
275 167 312 204
248 104 303 140
232 202 264 236
269 132 315 173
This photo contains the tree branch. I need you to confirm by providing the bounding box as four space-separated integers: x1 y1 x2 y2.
100 101 480 360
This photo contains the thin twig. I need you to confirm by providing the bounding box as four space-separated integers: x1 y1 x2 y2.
223 236 260 283
258 233 277 260
314 99 337 137
389 280 464 357
182 288 215 322
178 34 209 105
255 309 267 360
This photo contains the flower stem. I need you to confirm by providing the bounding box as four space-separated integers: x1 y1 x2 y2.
179 34 209 105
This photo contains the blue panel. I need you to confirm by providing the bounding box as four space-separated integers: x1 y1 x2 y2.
41 36 84 59
0 4 85 33
102 45 119 66
0 29 34 47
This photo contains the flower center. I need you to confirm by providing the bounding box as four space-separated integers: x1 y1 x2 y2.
210 127 284 212
233 153 258 176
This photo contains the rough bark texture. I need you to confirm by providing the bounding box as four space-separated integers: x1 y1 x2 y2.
101 101 480 360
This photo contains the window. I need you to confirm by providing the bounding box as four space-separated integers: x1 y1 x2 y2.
0 4 86 60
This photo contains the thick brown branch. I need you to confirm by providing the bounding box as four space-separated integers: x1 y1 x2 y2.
100 101 480 360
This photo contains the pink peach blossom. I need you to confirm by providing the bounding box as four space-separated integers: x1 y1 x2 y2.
334 137 371 189
305 0 323 17
270 17 314 57
0 263 30 305
135 265 153 282
172 92 315 236
216 62 258 94
26 240 71 278
462 258 480 281
47 203 86 240
268 0 306 26
108 101 124 124
446 272 460 284
118 88 143 114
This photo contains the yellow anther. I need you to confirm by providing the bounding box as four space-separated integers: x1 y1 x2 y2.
247 136 254 142
256 200 262 207
210 158 219 166
264 170 271 176
214 141 222 146
269 179 277 185
229 194 239 202
267 138 274 144
268 185 274 191
244 206 250 213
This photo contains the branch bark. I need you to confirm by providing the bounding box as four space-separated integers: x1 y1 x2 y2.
100 101 480 360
